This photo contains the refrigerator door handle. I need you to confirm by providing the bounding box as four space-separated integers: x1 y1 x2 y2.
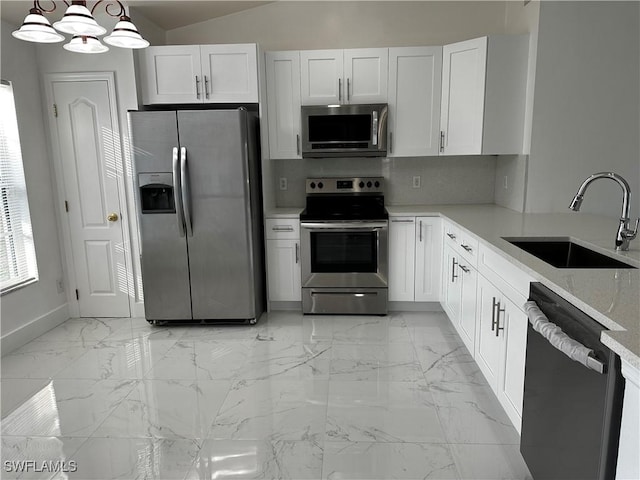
172 146 186 237
180 146 193 237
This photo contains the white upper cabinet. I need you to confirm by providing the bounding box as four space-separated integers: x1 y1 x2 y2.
388 46 442 157
139 44 258 105
200 44 258 103
440 35 528 155
300 48 388 105
140 45 202 104
265 51 302 159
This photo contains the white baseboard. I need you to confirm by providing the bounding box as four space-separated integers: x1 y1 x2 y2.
388 301 443 312
132 301 145 318
268 301 302 312
1 304 69 356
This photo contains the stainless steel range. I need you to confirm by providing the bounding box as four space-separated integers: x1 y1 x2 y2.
300 177 388 315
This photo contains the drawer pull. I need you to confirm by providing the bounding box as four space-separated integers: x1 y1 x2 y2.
446 232 456 240
392 219 414 223
272 226 294 232
459 265 470 273
461 244 473 252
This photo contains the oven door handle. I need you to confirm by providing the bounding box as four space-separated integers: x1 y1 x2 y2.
300 222 388 230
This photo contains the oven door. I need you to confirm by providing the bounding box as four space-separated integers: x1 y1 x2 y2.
300 221 388 288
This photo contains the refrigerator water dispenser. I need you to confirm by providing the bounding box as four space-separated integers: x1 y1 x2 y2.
139 173 175 213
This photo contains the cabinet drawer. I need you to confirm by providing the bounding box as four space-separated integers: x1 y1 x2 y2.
265 218 300 239
457 230 479 266
443 221 460 246
478 243 533 308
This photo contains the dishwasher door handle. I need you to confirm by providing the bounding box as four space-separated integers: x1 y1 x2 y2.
524 300 606 374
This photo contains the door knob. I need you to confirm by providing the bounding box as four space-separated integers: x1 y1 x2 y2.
107 213 119 222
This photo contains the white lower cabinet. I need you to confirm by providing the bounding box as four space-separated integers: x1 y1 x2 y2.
265 219 301 302
389 216 441 302
442 244 476 354
475 273 528 432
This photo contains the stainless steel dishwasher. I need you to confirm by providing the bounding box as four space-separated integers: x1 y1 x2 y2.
520 283 625 480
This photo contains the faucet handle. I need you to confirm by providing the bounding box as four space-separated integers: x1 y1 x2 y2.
623 218 639 240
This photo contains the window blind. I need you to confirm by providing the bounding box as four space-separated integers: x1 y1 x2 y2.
0 80 38 293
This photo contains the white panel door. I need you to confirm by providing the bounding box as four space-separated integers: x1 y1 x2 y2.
475 275 504 389
388 46 442 156
300 50 343 105
414 217 442 301
344 48 388 103
266 51 302 159
266 239 301 302
498 298 528 431
140 45 202 104
200 44 259 103
442 246 461 322
51 80 130 317
458 262 478 355
388 217 416 302
440 37 487 155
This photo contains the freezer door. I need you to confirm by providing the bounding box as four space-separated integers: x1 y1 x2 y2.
177 110 257 320
129 111 192 320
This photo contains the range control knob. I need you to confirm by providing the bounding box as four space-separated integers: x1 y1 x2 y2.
374 181 380 188
318 182 324 189
367 181 372 188
310 182 316 189
359 181 365 188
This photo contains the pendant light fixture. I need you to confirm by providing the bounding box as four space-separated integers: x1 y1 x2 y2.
12 0 148 53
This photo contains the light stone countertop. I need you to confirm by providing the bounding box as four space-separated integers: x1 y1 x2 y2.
264 207 303 218
387 204 640 368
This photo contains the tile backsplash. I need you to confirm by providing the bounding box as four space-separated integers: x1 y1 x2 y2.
273 156 497 207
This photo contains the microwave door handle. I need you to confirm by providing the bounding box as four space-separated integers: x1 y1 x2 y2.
372 110 378 146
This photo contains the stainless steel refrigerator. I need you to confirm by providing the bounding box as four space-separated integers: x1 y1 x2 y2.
129 109 264 324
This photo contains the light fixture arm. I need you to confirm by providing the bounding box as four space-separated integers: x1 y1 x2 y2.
30 0 59 14
90 1 127 19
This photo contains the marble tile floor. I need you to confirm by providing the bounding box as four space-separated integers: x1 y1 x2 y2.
1 312 532 479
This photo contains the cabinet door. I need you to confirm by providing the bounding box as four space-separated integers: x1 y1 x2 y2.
458 261 478 355
139 45 202 104
200 44 258 103
414 217 442 301
388 217 416 302
343 48 388 104
388 47 442 157
266 239 301 302
498 298 528 431
440 37 487 155
475 274 504 389
266 51 302 159
442 246 461 323
300 49 344 105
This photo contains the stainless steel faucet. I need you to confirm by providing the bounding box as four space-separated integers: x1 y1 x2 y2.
569 172 639 251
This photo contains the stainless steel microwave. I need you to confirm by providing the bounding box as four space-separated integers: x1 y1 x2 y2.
301 104 388 158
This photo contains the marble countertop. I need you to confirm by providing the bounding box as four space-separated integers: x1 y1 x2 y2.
387 204 640 368
265 204 639 367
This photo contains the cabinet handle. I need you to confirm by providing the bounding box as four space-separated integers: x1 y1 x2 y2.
338 78 342 102
389 132 393 153
491 297 498 332
496 302 506 337
451 258 458 282
459 264 470 273
446 232 456 240
272 226 294 232
295 242 299 264
204 75 210 99
419 220 423 242
347 78 351 101
461 244 473 252
296 134 301 155
195 76 201 99
391 219 414 223
440 131 445 153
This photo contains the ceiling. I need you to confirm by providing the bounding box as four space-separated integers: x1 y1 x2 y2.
0 1 273 31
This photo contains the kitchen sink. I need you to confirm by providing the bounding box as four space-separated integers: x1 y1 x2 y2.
503 237 637 269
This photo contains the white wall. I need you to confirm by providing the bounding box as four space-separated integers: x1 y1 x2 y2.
35 20 145 318
167 1 509 49
526 1 640 218
1 21 68 354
